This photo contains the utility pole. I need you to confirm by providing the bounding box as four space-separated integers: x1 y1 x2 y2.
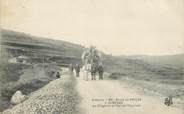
0 29 3 57
43 56 45 70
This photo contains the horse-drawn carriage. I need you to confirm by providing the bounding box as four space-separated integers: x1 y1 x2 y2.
81 46 103 80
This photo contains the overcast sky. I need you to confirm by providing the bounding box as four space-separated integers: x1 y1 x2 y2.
1 0 184 55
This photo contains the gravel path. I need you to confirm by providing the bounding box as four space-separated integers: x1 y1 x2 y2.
3 72 80 114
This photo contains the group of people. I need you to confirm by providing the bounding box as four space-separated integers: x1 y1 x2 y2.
90 63 104 80
69 63 104 81
69 64 80 77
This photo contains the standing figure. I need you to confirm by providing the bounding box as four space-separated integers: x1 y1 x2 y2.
75 64 80 77
69 64 74 73
91 63 97 80
83 64 91 81
98 64 104 80
56 72 61 78
82 65 88 81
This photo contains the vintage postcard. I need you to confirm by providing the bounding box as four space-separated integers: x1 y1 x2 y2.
0 0 184 114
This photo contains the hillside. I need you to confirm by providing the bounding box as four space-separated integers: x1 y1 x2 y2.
0 29 86 111
1 29 183 86
1 29 85 65
1 29 184 87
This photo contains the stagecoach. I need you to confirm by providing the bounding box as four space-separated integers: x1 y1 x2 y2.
81 46 103 80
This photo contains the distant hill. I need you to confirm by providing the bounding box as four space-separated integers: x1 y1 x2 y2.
1 28 183 72
1 29 86 65
117 54 184 67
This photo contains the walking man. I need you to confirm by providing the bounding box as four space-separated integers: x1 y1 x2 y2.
75 64 80 77
98 64 104 80
69 64 74 73
91 63 97 80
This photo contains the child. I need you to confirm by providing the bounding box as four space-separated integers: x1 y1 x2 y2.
56 72 61 78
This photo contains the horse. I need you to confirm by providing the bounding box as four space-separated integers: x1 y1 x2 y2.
82 64 91 81
91 62 98 80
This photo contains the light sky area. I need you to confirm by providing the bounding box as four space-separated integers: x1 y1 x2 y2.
1 0 184 55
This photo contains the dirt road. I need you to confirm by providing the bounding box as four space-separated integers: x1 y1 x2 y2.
76 74 183 114
2 70 183 114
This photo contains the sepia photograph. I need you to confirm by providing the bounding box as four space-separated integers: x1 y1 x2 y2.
0 0 184 114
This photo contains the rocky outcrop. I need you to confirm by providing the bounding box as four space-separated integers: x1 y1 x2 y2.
10 91 27 105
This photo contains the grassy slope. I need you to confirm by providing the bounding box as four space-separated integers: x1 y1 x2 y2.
1 29 85 65
106 55 184 106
